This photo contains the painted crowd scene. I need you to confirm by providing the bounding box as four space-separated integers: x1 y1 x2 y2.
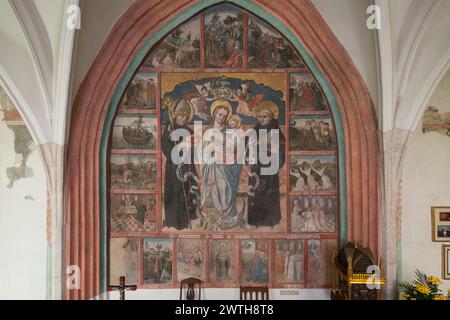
109 3 339 289
205 4 244 68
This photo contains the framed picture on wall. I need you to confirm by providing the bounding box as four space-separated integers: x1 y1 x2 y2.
442 245 450 280
431 207 450 242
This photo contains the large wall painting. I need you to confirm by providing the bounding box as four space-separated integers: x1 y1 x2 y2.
107 3 340 290
160 72 286 233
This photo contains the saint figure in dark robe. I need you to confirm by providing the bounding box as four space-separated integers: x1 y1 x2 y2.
135 200 148 225
162 99 199 230
247 103 285 227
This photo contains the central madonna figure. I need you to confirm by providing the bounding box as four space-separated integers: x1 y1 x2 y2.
161 74 287 232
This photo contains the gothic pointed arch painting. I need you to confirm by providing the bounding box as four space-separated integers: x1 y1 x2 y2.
107 2 339 291
66 0 380 299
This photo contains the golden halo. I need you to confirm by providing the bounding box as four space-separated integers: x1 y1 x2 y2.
210 99 233 121
229 114 242 128
170 98 195 125
255 100 280 120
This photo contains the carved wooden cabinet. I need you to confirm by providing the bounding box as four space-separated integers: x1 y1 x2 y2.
331 243 386 300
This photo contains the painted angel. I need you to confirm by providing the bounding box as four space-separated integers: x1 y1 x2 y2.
232 82 263 118
183 82 214 121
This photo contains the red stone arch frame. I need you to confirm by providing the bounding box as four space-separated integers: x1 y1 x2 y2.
65 0 380 299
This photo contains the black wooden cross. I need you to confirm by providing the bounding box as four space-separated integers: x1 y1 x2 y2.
108 276 137 300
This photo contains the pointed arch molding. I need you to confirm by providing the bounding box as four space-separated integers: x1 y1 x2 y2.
65 0 380 299
9 0 53 116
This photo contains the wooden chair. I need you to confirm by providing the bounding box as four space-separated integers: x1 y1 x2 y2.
179 277 202 300
239 286 269 300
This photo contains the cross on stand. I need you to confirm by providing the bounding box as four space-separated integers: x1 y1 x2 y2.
108 276 137 300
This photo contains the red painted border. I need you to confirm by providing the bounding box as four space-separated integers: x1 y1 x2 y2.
66 0 380 299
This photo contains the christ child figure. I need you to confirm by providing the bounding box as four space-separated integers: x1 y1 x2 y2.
225 115 244 164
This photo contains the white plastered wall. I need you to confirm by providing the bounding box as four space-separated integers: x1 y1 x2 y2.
401 69 450 290
0 105 48 300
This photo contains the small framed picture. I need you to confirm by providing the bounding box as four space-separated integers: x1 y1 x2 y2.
442 245 450 280
431 207 450 242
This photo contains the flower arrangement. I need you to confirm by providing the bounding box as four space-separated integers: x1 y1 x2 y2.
399 270 449 300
